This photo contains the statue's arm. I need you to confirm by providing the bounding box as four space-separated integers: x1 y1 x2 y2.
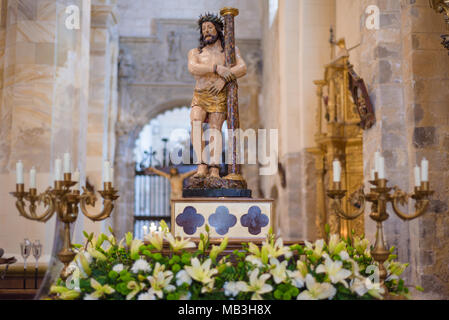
230 47 247 79
188 49 214 76
148 167 170 179
181 169 197 180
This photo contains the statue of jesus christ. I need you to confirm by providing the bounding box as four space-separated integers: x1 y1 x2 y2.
188 13 247 180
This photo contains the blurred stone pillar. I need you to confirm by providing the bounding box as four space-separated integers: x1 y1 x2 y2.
360 0 449 298
84 0 118 237
0 0 91 297
274 0 334 240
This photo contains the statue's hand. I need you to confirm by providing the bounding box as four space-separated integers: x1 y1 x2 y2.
208 78 226 95
216 65 236 82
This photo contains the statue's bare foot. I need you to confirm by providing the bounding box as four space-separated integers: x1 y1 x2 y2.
209 166 220 179
193 164 208 178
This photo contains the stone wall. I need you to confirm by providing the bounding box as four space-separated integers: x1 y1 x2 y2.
260 0 335 240
359 0 449 298
0 0 91 260
117 0 263 40
83 0 119 237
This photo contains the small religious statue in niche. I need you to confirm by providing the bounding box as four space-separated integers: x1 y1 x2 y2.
329 30 375 130
146 167 196 199
348 66 375 130
184 10 251 197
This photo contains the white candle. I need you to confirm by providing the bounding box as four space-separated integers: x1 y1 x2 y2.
110 166 114 187
73 168 80 189
150 222 157 234
414 165 421 187
103 160 111 183
55 158 62 181
371 169 375 180
421 158 429 182
30 167 36 188
16 161 24 184
63 152 71 173
374 151 381 173
378 156 385 179
333 159 341 182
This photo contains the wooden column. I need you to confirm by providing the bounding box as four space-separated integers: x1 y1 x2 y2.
220 7 245 187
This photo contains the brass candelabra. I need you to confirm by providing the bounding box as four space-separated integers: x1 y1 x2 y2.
10 173 119 280
327 173 433 287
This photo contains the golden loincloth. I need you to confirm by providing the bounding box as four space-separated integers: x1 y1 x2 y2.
191 89 227 116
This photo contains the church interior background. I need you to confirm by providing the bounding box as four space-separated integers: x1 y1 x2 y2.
0 0 449 300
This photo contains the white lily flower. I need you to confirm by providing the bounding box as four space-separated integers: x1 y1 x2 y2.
176 269 192 286
286 269 306 288
83 293 98 300
184 258 217 285
365 277 385 299
137 291 156 300
130 239 144 257
262 238 292 259
354 236 371 256
112 263 124 273
297 274 336 300
74 251 92 278
269 258 288 284
350 277 369 296
339 250 350 261
304 239 325 259
316 256 352 287
144 230 164 251
245 255 263 267
147 262 174 299
328 234 346 255
131 258 151 273
90 278 115 299
348 258 361 277
223 281 247 297
240 269 273 300
297 260 308 277
201 279 215 293
165 233 196 252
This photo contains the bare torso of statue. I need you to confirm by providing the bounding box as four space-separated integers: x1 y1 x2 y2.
190 46 225 91
187 13 247 181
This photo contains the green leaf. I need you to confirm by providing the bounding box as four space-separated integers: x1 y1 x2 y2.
324 224 330 235
273 289 282 300
172 264 181 273
108 270 119 280
282 292 292 300
415 285 424 292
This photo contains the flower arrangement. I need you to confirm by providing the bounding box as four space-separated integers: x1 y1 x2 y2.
49 223 415 300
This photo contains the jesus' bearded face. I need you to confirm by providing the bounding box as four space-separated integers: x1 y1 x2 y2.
201 21 219 45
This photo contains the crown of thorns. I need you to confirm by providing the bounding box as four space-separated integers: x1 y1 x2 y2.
198 12 224 30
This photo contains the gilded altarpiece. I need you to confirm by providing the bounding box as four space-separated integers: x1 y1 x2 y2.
309 56 364 239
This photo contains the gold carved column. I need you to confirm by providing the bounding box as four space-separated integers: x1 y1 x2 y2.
309 55 364 238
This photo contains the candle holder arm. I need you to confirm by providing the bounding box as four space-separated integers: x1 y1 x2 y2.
11 189 56 222
79 187 119 221
391 186 432 221
327 186 366 220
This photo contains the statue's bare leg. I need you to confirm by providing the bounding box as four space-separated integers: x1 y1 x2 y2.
208 112 226 178
190 106 208 178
